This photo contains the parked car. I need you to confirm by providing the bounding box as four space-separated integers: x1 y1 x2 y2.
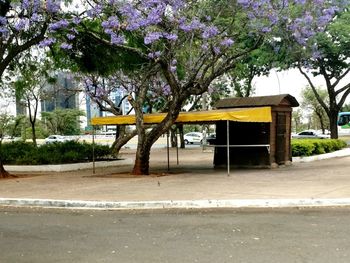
45 135 67 144
184 132 203 144
2 136 21 141
206 133 216 145
292 130 330 139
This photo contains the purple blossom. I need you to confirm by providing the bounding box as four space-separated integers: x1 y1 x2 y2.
179 18 204 32
21 0 30 10
237 0 251 8
49 19 69 31
0 27 9 35
39 38 56 47
110 33 125 45
15 18 28 31
312 50 322 60
33 0 40 13
60 43 72 49
323 6 339 16
213 46 221 55
148 51 161 59
66 33 75 40
164 33 178 41
162 85 171 96
170 59 177 73
220 38 234 47
202 26 219 39
31 13 41 22
144 32 162 44
144 5 165 25
102 16 120 29
0 16 7 25
73 17 81 25
87 5 103 18
46 0 61 13
261 26 271 33
201 43 209 51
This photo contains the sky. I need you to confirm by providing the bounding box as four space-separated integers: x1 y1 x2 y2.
255 68 350 106
255 69 324 101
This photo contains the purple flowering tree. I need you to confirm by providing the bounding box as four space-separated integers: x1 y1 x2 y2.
83 74 139 156
48 0 343 175
293 8 350 138
0 0 74 178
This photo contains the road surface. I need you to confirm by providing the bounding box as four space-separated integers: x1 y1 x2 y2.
1 208 349 263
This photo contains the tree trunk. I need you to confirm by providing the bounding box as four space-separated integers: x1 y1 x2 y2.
111 127 137 157
132 138 152 175
131 103 184 175
170 126 177 147
315 111 326 134
329 111 339 139
31 121 37 146
0 158 10 178
178 124 185 148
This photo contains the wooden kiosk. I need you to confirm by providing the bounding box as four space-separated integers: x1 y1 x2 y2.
212 94 299 168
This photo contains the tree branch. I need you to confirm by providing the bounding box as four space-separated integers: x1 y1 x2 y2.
298 64 330 116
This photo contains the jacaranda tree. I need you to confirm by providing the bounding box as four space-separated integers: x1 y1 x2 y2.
1 0 346 176
0 0 75 178
41 0 345 175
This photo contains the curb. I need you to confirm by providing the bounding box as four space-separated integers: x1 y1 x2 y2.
292 148 350 163
4 159 133 172
1 198 350 210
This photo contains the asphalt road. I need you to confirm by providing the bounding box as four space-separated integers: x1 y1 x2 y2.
1 208 350 263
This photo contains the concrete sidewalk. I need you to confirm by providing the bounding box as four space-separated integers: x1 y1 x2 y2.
1 147 350 210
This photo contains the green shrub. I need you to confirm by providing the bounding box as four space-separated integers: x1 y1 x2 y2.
0 141 113 165
291 140 315 157
292 139 347 157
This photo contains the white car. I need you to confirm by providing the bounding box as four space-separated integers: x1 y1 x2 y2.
45 135 67 144
292 130 330 139
184 132 203 144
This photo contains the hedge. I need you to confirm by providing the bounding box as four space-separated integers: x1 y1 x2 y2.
0 141 113 165
291 139 347 157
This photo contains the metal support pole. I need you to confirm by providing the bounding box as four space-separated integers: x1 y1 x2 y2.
92 126 96 175
227 120 230 176
176 133 179 165
167 131 170 171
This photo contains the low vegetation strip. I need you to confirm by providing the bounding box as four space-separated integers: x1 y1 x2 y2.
1 141 113 165
291 139 347 157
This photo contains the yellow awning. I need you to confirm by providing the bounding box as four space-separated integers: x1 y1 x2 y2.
91 106 272 126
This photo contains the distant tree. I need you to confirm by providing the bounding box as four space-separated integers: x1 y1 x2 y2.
12 52 55 146
292 109 304 133
0 114 12 178
301 87 329 134
6 115 26 138
341 104 350 112
41 108 85 135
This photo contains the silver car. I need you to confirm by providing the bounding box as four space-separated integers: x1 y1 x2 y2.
292 130 330 139
45 135 67 144
184 132 203 144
